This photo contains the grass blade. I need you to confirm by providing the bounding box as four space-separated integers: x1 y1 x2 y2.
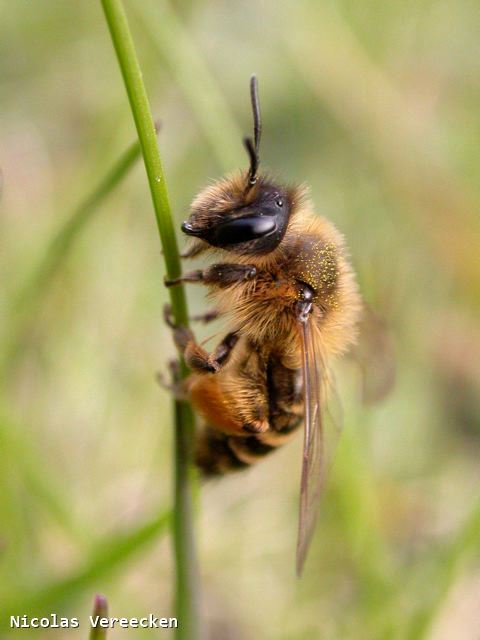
100 1 200 637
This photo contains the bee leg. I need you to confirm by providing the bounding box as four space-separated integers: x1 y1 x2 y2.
184 331 239 374
242 419 269 434
164 270 204 287
234 364 302 437
180 244 206 259
240 390 269 433
202 264 257 287
164 303 219 329
165 263 257 288
268 362 303 436
190 309 220 324
164 304 239 374
228 347 270 434
155 360 189 401
189 374 269 437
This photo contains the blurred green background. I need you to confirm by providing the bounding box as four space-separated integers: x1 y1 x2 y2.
1 1 479 638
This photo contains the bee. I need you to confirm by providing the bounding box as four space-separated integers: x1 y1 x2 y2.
165 76 363 574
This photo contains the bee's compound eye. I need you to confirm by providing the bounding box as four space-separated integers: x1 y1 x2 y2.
275 198 284 208
212 215 276 246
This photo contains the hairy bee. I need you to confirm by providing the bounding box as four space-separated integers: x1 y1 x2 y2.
166 77 362 574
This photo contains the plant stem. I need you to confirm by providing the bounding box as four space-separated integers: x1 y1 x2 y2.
100 0 187 323
100 1 200 637
173 395 200 628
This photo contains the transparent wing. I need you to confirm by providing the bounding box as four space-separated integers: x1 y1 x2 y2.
351 304 396 404
296 316 342 576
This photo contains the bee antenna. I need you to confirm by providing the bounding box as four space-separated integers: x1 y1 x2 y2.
243 74 262 187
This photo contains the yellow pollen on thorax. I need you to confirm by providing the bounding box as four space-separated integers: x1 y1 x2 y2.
295 242 339 308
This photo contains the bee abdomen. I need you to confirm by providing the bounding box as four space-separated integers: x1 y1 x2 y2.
196 427 279 477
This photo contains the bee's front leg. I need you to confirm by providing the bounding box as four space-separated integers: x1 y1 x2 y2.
165 263 257 288
180 243 206 259
164 305 239 374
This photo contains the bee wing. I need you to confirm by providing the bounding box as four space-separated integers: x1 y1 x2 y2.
296 316 342 576
352 304 396 404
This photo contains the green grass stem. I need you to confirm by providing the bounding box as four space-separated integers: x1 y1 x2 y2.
100 1 199 637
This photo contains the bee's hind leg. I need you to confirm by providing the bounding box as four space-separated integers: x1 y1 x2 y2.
155 359 190 401
164 304 239 374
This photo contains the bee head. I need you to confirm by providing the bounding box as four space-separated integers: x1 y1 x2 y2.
181 76 294 256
